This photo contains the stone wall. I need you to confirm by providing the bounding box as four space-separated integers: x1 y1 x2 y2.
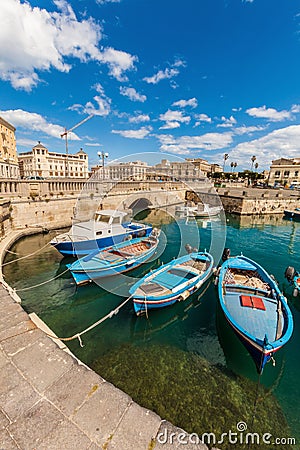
0 200 12 238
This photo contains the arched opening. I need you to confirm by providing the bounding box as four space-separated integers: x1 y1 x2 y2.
129 198 152 217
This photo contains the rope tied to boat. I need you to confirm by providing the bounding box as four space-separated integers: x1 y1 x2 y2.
14 267 71 292
41 294 134 347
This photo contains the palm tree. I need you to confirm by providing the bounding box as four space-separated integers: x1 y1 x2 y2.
254 162 258 172
233 162 237 172
251 155 256 171
223 153 229 172
230 161 234 172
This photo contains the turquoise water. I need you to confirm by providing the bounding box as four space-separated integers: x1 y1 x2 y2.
3 213 300 448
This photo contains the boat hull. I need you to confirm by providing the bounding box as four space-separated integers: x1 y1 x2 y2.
68 234 159 285
130 252 214 316
133 280 205 315
284 210 300 221
217 255 293 373
52 226 152 257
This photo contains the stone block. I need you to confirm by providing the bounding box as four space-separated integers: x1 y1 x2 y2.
0 348 8 369
11 335 73 393
45 363 104 417
108 403 161 450
0 310 31 333
1 328 44 357
73 382 132 446
8 399 64 449
0 362 40 420
0 429 19 449
0 408 9 430
37 419 92 450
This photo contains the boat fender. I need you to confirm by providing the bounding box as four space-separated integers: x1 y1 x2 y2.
179 290 190 301
284 266 295 283
222 248 230 262
293 288 298 297
123 235 132 241
185 244 193 254
214 276 219 286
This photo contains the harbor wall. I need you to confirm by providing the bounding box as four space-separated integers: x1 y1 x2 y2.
186 187 300 215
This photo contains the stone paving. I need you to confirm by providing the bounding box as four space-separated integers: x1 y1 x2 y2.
0 230 212 449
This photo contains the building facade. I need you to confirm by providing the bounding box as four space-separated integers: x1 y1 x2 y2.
268 158 300 186
0 116 19 179
18 142 89 179
152 159 205 182
91 160 149 181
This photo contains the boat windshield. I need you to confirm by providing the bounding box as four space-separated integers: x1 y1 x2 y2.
95 213 111 223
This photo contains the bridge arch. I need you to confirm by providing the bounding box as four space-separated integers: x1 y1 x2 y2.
129 197 152 215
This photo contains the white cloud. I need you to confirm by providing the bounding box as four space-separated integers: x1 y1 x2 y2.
159 110 190 129
143 68 179 84
0 109 81 140
246 105 292 122
0 0 136 90
85 142 102 146
16 138 38 148
120 87 146 102
159 121 181 130
194 113 212 125
234 125 267 135
100 47 137 82
112 126 152 139
229 125 300 166
172 98 198 108
69 83 111 116
96 0 121 4
156 131 233 154
129 114 150 123
217 115 237 128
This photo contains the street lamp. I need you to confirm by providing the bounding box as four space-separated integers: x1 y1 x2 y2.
223 153 229 172
251 155 256 172
97 151 109 180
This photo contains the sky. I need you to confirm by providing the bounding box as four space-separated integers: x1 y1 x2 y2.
1 0 300 170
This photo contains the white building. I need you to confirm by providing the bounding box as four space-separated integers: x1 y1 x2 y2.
91 160 149 181
268 158 300 186
18 142 89 179
0 116 19 179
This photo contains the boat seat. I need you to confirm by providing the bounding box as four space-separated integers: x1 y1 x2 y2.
139 283 165 294
240 295 266 311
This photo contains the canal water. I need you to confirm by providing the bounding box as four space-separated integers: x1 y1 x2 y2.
3 211 300 449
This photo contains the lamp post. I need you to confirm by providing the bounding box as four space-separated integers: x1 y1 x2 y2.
97 151 109 180
223 153 229 172
251 155 256 172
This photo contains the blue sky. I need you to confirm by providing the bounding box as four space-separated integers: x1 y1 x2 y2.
1 0 300 169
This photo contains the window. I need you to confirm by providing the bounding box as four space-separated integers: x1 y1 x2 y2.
295 171 299 177
274 171 280 177
284 171 290 177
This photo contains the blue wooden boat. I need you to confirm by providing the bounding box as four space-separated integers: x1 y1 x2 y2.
218 255 294 374
129 251 214 316
284 266 300 297
67 230 160 285
284 208 300 221
50 209 152 257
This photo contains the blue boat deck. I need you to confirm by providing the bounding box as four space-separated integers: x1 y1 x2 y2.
224 289 278 342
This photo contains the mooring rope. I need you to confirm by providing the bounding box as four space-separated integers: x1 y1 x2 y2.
42 294 134 347
2 240 54 267
14 267 71 292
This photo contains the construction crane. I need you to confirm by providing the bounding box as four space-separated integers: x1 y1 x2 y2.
60 114 94 177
